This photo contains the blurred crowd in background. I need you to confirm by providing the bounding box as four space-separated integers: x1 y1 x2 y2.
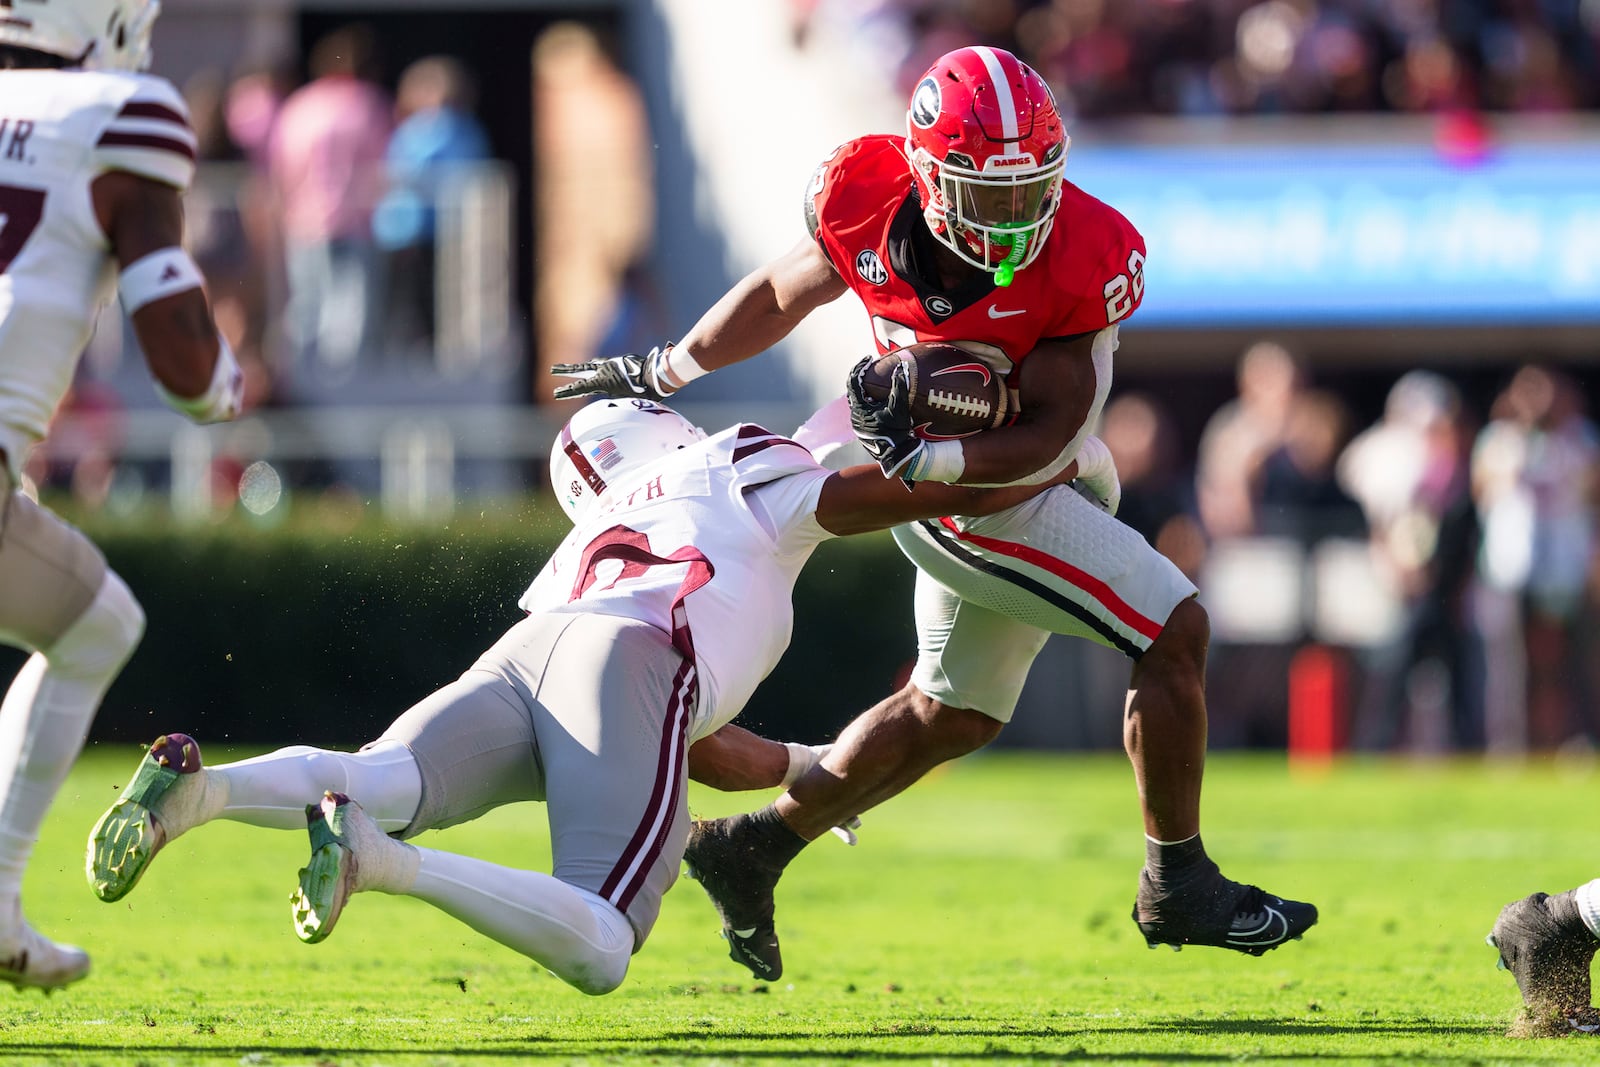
1110 347 1599 758
791 0 1600 116
186 24 493 401
21 1 1600 756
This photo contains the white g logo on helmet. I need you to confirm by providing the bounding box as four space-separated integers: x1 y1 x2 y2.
549 399 706 524
909 77 941 129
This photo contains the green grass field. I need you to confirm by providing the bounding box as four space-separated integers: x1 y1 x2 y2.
6 746 1597 1065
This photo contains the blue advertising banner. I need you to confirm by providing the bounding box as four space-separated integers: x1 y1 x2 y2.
1068 142 1600 327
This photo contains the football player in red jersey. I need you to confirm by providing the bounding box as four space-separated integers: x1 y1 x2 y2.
553 45 1316 980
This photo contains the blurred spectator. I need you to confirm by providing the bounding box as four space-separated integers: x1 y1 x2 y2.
226 58 295 169
594 256 672 363
1472 365 1600 752
532 23 653 399
1195 340 1307 539
1338 371 1482 751
183 69 274 410
1099 391 1205 581
372 56 491 357
23 376 125 511
268 24 392 378
223 58 297 394
792 1 1600 118
1256 388 1365 546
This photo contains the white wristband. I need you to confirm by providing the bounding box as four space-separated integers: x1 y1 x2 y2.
155 334 243 424
781 741 831 788
119 247 205 313
905 439 966 483
662 343 710 389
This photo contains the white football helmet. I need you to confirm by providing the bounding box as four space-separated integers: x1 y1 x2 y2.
0 0 162 72
550 398 706 523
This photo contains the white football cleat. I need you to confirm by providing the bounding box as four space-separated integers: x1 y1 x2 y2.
0 912 90 993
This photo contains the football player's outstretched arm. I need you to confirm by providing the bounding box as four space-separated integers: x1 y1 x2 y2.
92 171 241 423
688 724 830 792
813 460 1076 537
551 238 846 401
675 237 848 373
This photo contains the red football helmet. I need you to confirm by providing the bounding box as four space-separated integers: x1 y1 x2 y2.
905 46 1068 284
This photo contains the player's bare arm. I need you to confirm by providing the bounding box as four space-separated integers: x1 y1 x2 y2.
814 460 1072 536
676 237 847 372
949 333 1099 485
91 170 234 413
687 725 793 791
552 238 846 401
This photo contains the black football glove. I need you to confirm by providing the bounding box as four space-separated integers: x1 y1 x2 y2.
846 355 925 482
550 347 674 402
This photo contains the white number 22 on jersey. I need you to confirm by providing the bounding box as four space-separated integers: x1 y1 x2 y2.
1102 249 1146 323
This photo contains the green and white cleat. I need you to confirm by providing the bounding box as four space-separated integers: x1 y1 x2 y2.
291 791 359 944
86 733 203 903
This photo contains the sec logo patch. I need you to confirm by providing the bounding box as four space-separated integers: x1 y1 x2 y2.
855 250 888 285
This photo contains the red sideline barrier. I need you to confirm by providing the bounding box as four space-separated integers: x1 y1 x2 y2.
1288 643 1347 765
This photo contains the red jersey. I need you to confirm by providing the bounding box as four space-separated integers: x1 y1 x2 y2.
806 134 1146 380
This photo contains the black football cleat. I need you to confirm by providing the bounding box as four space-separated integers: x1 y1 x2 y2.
1134 877 1318 956
683 817 784 981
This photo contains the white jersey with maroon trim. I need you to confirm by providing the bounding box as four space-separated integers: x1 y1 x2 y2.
521 423 835 742
0 69 196 474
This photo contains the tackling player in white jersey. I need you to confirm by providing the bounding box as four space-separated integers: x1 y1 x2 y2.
0 0 242 990
84 397 1071 995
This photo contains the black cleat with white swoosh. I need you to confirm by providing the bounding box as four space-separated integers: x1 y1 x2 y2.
683 817 785 981
1134 882 1317 956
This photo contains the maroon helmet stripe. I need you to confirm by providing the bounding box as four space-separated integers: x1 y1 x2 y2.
559 424 608 496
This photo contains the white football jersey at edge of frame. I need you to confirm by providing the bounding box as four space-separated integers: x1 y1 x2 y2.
521 423 836 742
0 68 196 476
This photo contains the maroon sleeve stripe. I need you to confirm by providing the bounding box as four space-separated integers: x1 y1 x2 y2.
731 437 806 464
116 101 190 128
736 424 778 441
96 131 197 162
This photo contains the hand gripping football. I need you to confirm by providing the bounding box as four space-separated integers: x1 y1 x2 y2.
858 342 1010 440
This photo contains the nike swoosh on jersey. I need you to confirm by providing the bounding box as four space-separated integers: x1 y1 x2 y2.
1226 903 1290 947
987 305 1027 319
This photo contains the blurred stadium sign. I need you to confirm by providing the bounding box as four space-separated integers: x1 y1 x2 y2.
1072 139 1600 326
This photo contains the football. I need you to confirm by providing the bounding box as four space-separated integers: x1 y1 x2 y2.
857 341 1010 440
